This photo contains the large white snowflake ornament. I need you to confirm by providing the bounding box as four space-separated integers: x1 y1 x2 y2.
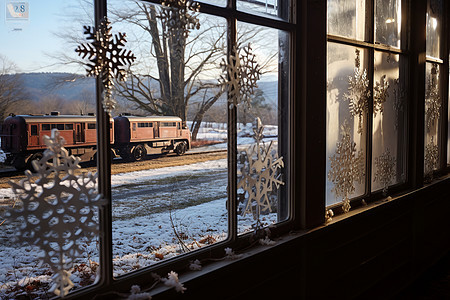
374 148 396 195
328 120 365 213
425 136 439 179
221 43 262 108
343 49 370 134
237 118 284 220
5 129 104 297
425 63 441 133
373 74 390 116
76 17 136 113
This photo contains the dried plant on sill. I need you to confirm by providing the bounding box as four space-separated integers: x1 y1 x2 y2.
5 129 104 297
76 17 136 113
328 120 365 213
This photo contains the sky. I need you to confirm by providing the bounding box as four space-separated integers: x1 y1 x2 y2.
0 0 91 73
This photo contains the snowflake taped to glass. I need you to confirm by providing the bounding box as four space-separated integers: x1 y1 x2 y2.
425 63 441 133
343 49 370 134
221 43 262 108
374 148 396 194
76 17 136 113
5 129 104 297
328 120 365 213
425 136 439 177
237 118 284 220
373 74 390 116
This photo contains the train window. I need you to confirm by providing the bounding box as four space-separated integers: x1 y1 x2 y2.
88 123 96 129
42 124 50 131
65 124 74 130
137 122 152 128
30 125 38 136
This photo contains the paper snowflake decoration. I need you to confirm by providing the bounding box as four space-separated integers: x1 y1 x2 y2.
374 148 396 194
343 49 370 134
221 43 262 107
237 118 284 220
328 120 365 213
5 129 103 297
392 78 405 131
373 74 390 116
160 0 200 39
425 136 439 177
76 17 136 113
425 63 441 133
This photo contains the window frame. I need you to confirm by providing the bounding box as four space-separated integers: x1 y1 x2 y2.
72 0 300 298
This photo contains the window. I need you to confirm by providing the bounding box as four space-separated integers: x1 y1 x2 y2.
64 124 74 130
161 121 177 127
137 122 152 127
87 123 96 129
327 0 407 210
30 124 38 136
42 124 50 130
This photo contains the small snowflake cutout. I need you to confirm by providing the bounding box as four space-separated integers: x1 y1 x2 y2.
374 148 396 195
5 129 104 297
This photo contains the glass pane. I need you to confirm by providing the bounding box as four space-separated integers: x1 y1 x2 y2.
424 62 442 178
0 1 99 298
327 0 366 41
236 22 289 235
372 51 407 194
375 0 401 48
448 58 450 165
237 0 289 20
197 0 226 6
108 1 228 276
426 0 442 59
326 43 367 209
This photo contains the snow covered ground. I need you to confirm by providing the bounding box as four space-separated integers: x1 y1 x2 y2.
0 123 279 298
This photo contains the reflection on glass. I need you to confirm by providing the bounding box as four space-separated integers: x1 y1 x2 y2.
327 0 366 40
375 0 401 48
0 1 99 298
196 0 225 7
371 51 406 193
326 43 367 208
237 0 288 20
235 22 288 235
426 0 442 59
424 62 442 178
107 0 228 276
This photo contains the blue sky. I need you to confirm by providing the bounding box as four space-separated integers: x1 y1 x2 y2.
0 0 92 73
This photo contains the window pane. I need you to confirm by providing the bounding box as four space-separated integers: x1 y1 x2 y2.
0 1 99 298
326 43 367 208
375 0 401 48
426 0 442 59
196 0 225 7
237 0 289 20
424 62 442 178
372 51 407 193
327 0 366 41
108 0 228 276
236 22 289 234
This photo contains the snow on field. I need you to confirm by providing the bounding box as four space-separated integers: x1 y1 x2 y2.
0 123 280 298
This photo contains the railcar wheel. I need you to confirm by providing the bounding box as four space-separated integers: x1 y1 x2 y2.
133 144 147 161
175 142 187 156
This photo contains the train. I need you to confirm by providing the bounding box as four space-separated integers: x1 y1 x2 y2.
0 112 191 170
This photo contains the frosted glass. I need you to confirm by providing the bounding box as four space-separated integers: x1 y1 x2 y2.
426 0 442 59
327 0 366 41
375 0 401 48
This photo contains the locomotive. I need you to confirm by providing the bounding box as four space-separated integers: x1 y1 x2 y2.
0 112 191 170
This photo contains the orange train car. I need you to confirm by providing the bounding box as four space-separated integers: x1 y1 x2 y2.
0 113 190 170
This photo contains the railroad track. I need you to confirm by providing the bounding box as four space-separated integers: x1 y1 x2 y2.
0 148 227 181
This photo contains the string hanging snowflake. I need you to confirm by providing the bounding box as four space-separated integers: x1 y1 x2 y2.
373 74 390 116
76 17 136 113
425 136 439 178
374 148 396 195
343 49 370 134
328 120 365 213
425 63 441 133
221 43 262 107
392 78 405 131
237 118 284 221
5 129 104 297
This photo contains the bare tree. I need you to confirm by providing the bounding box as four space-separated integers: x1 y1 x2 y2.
0 55 29 120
